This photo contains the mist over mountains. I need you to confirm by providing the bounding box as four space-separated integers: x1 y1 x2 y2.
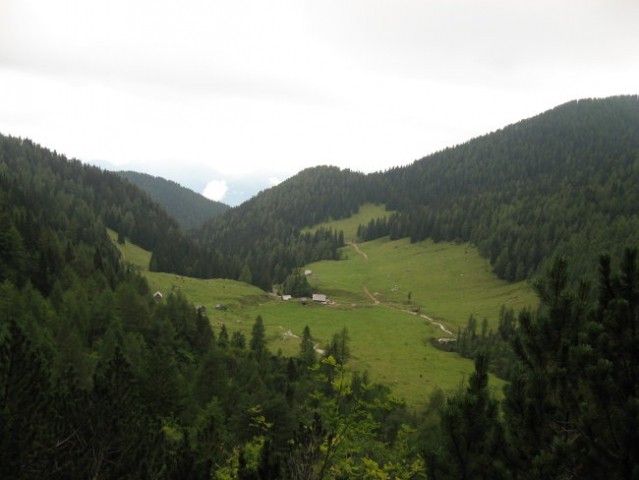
83 157 290 206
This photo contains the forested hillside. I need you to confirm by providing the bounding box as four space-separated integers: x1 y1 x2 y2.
162 95 639 290
0 135 195 255
118 171 229 230
154 166 359 290
364 95 639 282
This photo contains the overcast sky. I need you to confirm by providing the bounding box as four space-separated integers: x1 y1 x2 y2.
1 1 638 205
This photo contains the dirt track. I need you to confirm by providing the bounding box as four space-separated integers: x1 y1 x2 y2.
363 285 380 304
349 241 454 337
349 242 368 260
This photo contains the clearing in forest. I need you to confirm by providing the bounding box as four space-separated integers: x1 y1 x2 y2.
108 227 537 408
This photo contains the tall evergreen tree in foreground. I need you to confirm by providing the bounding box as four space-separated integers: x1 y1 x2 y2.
250 315 266 358
430 353 507 480
502 250 639 479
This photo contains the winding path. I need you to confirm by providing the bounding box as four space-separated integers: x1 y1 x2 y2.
348 242 368 261
363 285 380 305
400 309 454 336
349 240 454 338
418 312 454 336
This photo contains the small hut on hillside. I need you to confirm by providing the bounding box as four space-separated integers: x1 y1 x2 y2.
312 293 327 304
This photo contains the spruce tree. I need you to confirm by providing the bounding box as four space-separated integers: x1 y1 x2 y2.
250 315 266 357
299 325 316 368
433 353 506 480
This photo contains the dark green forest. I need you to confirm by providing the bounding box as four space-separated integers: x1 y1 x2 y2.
363 95 639 284
181 166 356 290
118 171 230 230
2 95 639 478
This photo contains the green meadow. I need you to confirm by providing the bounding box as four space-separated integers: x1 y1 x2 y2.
107 229 274 320
257 300 491 407
308 237 538 332
108 223 538 409
302 202 391 241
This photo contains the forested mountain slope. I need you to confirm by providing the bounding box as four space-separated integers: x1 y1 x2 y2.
0 135 194 255
118 170 229 230
0 134 213 476
155 166 361 289
365 95 639 282
167 95 639 289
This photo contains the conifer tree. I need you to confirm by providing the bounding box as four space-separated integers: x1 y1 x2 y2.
231 331 247 349
574 249 639 478
218 324 230 349
299 325 316 367
503 257 591 477
432 353 506 480
0 318 52 478
250 315 266 357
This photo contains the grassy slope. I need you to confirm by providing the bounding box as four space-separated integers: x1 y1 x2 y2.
108 225 537 409
108 229 275 321
301 202 391 241
309 237 537 331
284 237 537 406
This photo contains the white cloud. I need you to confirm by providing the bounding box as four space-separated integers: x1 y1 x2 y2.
268 177 282 187
202 179 229 202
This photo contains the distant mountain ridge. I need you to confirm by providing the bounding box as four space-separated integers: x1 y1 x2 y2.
118 171 230 230
153 95 639 288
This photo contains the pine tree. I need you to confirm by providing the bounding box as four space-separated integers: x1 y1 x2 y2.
326 327 350 366
239 264 253 284
250 315 266 357
0 318 52 478
218 324 230 349
574 249 639 478
231 331 247 349
87 346 149 479
432 353 506 480
299 325 316 368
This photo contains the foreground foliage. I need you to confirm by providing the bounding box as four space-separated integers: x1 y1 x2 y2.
423 250 639 479
3 186 639 477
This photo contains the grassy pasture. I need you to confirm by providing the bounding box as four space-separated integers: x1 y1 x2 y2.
107 229 275 323
256 300 498 407
108 229 153 271
308 237 538 332
107 225 535 408
290 236 537 406
302 202 391 241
